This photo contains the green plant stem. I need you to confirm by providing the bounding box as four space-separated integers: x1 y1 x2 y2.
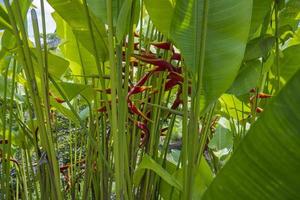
105 0 124 199
274 1 280 91
4 1 62 198
186 1 209 200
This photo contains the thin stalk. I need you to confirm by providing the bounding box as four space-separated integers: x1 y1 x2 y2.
105 0 123 199
182 63 189 199
4 1 62 198
196 104 215 165
185 1 209 200
274 1 280 91
2 58 9 200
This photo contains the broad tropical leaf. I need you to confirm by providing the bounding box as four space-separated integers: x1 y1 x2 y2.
52 12 99 76
47 0 109 61
146 0 253 113
249 0 273 37
202 69 300 200
144 0 175 37
279 44 300 84
133 154 182 190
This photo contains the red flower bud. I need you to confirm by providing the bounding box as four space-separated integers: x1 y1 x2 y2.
151 42 172 50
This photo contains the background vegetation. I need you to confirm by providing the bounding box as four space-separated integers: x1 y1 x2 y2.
0 0 299 199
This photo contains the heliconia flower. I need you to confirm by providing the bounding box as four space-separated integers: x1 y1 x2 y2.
167 71 184 83
130 119 149 147
256 107 264 113
165 79 181 91
130 57 142 67
134 54 175 72
171 53 182 61
55 97 65 104
139 53 158 59
136 72 153 87
128 101 151 121
128 86 152 97
249 88 256 93
250 92 272 103
0 139 8 144
171 97 183 110
257 93 272 98
97 106 107 113
134 121 149 147
59 164 70 172
150 42 172 50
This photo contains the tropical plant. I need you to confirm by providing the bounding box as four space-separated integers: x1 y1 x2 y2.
0 0 299 199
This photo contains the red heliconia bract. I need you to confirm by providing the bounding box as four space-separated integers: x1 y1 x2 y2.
257 93 272 98
136 72 153 87
256 107 264 113
250 88 256 93
134 120 149 147
150 42 172 51
55 97 65 104
134 54 175 72
165 79 181 91
171 97 183 110
128 101 151 121
171 53 182 61
97 106 107 113
167 71 184 83
128 86 152 97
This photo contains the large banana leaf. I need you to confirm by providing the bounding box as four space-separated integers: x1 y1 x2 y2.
47 0 108 61
87 0 122 24
146 0 252 113
279 45 300 84
249 0 272 37
52 12 98 75
202 69 300 200
144 0 175 37
0 4 13 31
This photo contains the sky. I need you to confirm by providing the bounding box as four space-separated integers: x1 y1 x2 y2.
0 0 56 37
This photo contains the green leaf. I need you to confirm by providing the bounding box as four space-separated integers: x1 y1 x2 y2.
30 48 69 78
280 44 300 84
170 0 252 113
133 154 183 191
244 36 275 61
52 12 98 76
279 0 300 30
249 0 272 37
53 81 95 102
1 30 16 51
144 0 175 37
228 60 261 96
202 69 300 200
142 0 253 113
116 0 140 42
87 0 122 24
48 0 108 61
0 4 13 31
208 126 233 151
219 94 251 120
50 98 80 126
159 157 213 200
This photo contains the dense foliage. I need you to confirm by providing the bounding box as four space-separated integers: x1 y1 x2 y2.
0 0 300 199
